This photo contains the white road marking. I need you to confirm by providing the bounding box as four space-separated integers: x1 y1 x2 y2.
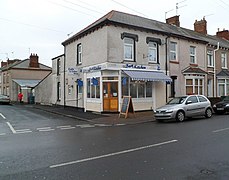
15 129 32 134
37 127 52 130
6 122 16 134
15 131 32 134
39 129 55 132
60 127 75 130
0 133 6 136
57 125 72 128
16 129 31 132
76 124 95 128
212 127 229 133
50 139 178 168
0 113 6 119
94 124 112 127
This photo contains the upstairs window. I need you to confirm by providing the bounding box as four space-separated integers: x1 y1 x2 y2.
77 43 82 65
207 50 214 67
190 46 196 64
221 52 227 68
170 42 177 60
148 42 157 63
124 37 134 61
121 32 138 62
146 37 161 64
57 58 61 75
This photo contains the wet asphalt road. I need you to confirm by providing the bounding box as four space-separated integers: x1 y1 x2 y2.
1 105 229 179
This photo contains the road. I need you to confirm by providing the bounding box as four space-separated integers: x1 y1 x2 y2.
0 104 229 179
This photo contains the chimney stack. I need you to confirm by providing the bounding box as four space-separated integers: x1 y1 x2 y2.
1 61 7 67
194 17 207 34
166 15 180 27
216 29 229 40
29 53 39 68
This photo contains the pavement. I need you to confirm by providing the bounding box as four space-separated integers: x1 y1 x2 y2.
17 103 156 126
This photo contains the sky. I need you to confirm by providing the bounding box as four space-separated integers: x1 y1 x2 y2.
0 0 229 66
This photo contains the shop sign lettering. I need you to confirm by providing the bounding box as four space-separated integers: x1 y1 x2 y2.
68 67 78 74
125 64 146 69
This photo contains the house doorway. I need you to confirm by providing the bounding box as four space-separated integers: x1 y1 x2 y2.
103 82 118 112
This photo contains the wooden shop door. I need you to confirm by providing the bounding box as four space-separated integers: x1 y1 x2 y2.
103 82 118 112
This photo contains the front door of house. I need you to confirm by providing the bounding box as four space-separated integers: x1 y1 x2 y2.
103 82 118 112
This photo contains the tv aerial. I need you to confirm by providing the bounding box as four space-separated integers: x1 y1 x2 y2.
176 0 187 15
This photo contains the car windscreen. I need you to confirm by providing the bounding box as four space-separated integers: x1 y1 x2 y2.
167 96 187 104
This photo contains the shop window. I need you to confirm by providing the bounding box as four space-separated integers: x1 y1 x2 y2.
138 83 145 98
122 77 129 97
146 82 152 97
87 79 90 98
122 77 153 98
87 77 100 99
130 81 137 98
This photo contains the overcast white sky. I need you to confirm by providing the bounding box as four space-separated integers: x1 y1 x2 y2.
0 0 229 66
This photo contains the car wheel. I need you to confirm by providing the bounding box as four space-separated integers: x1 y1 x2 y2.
176 111 185 122
205 108 212 118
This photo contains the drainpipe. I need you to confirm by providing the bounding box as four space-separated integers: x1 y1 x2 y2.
63 47 66 108
165 36 170 102
213 42 219 97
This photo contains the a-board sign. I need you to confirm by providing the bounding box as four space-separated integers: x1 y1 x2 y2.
119 96 135 118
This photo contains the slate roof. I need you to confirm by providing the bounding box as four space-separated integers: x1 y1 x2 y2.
182 67 207 74
0 59 51 71
62 10 229 49
216 69 229 77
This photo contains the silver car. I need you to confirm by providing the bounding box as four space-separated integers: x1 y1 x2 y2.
155 95 212 122
0 94 10 104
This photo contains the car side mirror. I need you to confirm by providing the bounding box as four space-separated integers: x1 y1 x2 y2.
186 101 192 105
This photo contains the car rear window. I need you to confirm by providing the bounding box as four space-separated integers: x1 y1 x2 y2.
198 96 207 102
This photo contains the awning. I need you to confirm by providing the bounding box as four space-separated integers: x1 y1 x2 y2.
123 70 172 82
12 79 41 88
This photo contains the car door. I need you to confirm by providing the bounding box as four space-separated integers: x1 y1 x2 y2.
185 96 199 117
197 96 209 115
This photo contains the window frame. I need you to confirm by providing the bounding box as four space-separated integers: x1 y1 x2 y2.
87 77 100 99
221 52 227 69
185 77 204 95
170 41 177 61
190 46 196 64
148 41 157 63
77 43 82 65
207 50 214 67
121 32 138 62
124 37 134 61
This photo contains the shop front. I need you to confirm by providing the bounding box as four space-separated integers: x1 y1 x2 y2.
83 62 171 112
